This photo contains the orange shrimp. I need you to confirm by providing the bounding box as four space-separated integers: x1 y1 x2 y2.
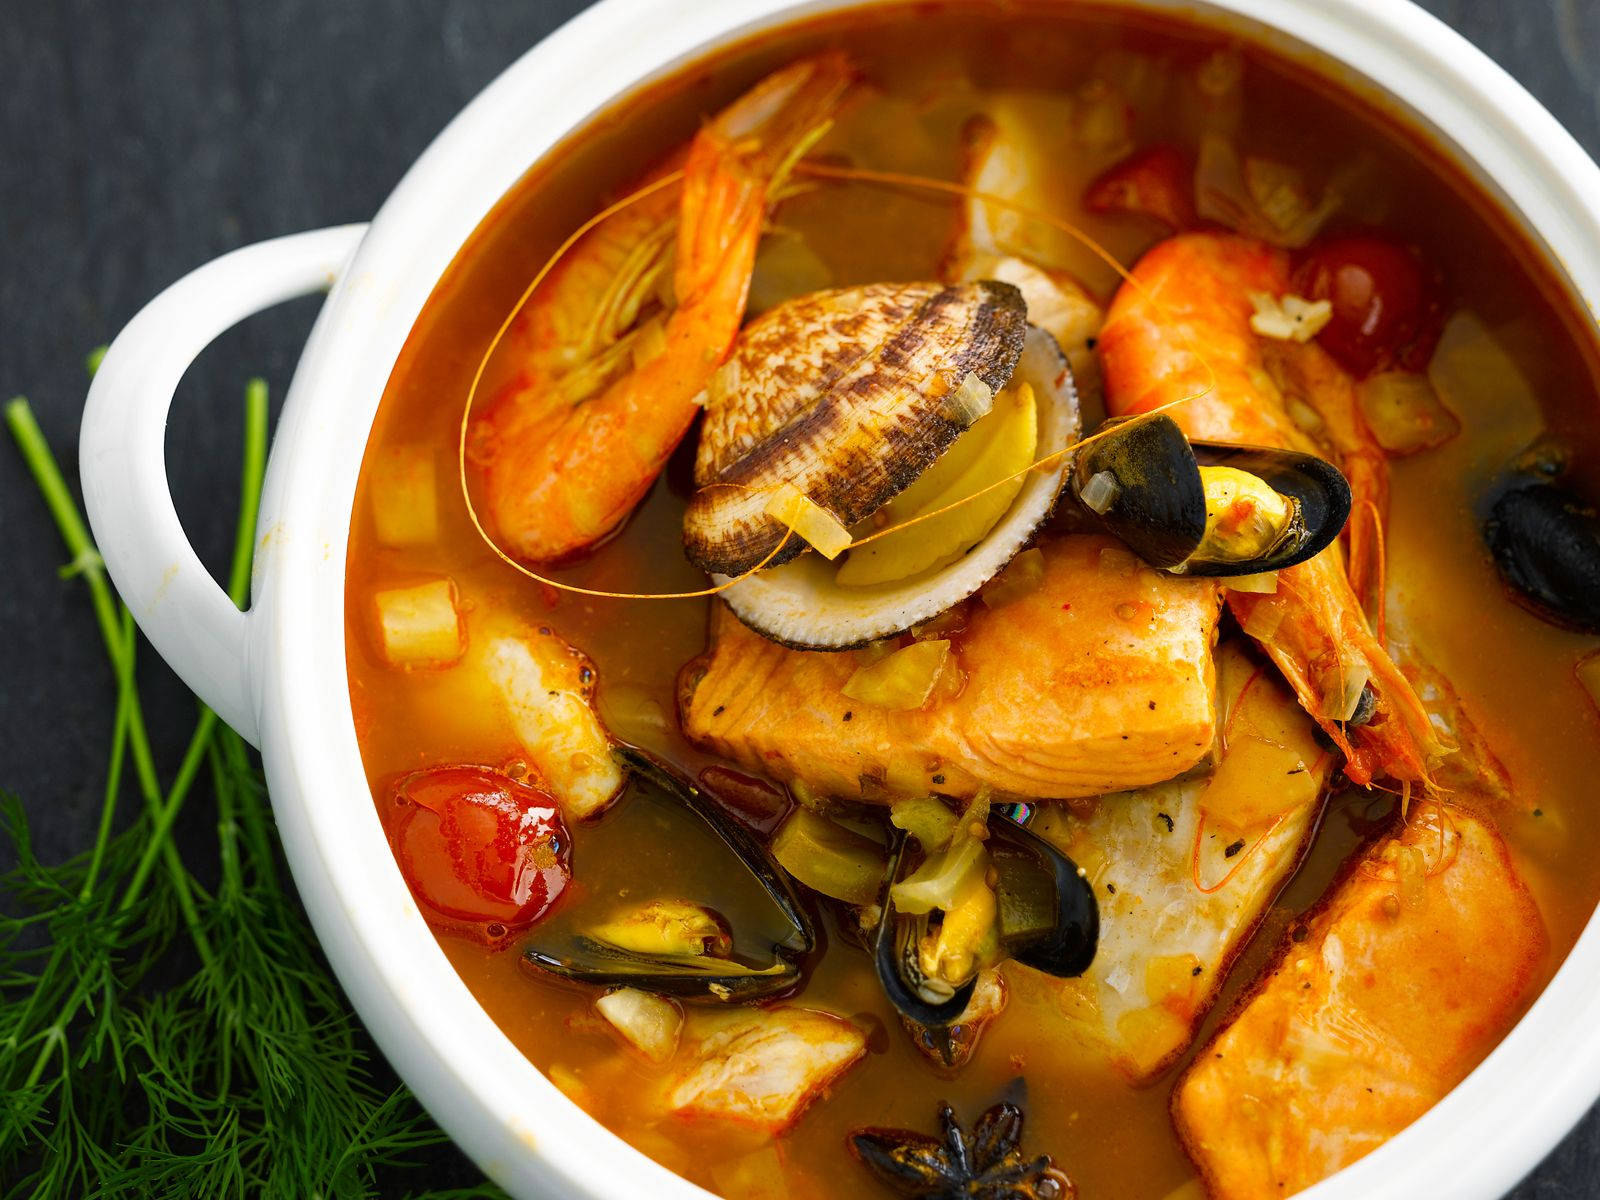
472 54 853 564
1099 232 1445 786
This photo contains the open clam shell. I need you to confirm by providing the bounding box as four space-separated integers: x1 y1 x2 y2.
713 324 1081 649
684 280 1029 577
1065 413 1352 577
523 748 816 1002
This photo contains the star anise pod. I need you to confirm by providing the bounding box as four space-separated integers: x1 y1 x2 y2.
849 1100 1075 1199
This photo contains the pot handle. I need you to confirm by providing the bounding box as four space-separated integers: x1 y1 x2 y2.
79 225 368 747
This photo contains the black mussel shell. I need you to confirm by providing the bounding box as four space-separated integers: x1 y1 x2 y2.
875 832 977 1028
1063 413 1350 577
1483 479 1600 633
1068 413 1206 569
875 812 1099 1030
1185 441 1351 576
989 812 1097 978
522 748 815 1003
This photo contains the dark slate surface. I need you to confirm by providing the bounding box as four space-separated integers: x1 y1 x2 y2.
1 1 1596 1195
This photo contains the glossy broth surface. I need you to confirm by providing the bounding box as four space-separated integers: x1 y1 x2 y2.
345 5 1600 1196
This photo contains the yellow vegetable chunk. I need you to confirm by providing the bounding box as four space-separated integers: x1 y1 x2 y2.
835 381 1038 586
770 808 886 905
841 639 951 711
1358 369 1460 455
763 483 851 560
372 578 464 670
369 445 440 548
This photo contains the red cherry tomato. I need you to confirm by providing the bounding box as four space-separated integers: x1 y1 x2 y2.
387 765 571 936
1085 144 1196 231
1293 234 1436 376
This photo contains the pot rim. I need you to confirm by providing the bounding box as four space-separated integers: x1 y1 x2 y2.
251 2 1600 1198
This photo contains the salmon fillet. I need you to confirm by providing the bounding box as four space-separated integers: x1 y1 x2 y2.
1174 803 1547 1199
679 534 1222 801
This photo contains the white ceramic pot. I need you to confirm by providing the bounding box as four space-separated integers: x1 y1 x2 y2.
78 1 1600 1196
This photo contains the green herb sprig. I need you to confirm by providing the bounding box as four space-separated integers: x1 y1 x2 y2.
1 371 505 1198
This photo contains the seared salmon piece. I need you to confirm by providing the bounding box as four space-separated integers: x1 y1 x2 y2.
679 534 1222 801
1028 642 1334 1081
1174 804 1547 1198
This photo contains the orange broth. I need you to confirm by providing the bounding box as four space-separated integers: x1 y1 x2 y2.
345 4 1600 1197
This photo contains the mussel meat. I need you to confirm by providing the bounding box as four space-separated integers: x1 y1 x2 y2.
523 748 815 1002
875 808 1099 1028
1482 447 1600 632
1063 412 1352 577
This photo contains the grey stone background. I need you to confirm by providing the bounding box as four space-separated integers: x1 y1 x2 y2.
1 1 1597 1194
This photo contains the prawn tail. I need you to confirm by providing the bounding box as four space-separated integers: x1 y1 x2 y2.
674 52 853 309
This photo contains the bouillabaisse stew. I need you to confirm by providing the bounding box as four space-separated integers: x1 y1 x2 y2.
344 5 1600 1198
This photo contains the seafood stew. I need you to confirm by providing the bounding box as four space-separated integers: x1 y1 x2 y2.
344 5 1600 1198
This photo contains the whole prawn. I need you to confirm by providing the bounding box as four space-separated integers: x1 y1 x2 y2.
1098 231 1446 787
472 54 853 564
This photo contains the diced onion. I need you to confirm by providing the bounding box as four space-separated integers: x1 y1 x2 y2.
763 482 851 560
1248 292 1333 343
369 446 440 549
842 639 951 711
1228 571 1279 594
1332 661 1373 722
980 546 1046 609
1240 597 1286 642
891 833 988 916
1080 469 1121 515
1357 370 1461 455
946 371 996 427
373 578 465 670
890 797 960 851
771 808 886 905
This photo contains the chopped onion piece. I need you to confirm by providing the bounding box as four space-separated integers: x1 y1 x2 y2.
595 988 683 1065
891 832 989 916
946 371 996 427
1240 597 1286 643
1228 571 1279 594
979 546 1046 609
763 483 851 560
1081 469 1121 515
1357 370 1461 455
373 578 464 670
369 446 440 548
1332 661 1373 722
1248 292 1333 343
842 639 951 711
890 797 960 851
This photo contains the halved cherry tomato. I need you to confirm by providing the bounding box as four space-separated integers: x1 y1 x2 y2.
387 765 571 936
1293 233 1440 376
1085 144 1196 231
